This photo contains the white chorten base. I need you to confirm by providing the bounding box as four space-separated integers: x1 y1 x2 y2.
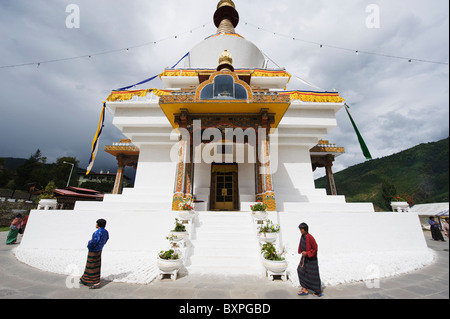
14 209 434 287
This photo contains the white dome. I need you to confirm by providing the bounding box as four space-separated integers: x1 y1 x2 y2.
184 34 266 69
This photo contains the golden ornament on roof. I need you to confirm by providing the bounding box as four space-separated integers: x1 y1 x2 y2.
217 0 236 9
219 50 233 65
217 50 234 71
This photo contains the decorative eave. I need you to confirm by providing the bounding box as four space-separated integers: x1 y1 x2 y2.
280 91 345 103
105 87 345 105
159 68 291 89
106 89 171 102
158 70 290 129
310 140 345 156
104 139 140 157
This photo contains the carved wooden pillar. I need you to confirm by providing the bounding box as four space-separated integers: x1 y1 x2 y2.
112 163 125 195
258 110 277 211
255 135 263 202
184 134 194 200
172 110 189 210
112 154 138 195
172 138 187 210
325 154 337 196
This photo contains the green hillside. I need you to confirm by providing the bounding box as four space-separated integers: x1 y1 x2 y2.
315 137 449 211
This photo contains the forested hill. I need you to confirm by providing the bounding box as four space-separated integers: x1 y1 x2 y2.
315 137 449 211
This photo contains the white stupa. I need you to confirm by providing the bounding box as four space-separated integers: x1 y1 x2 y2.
14 0 434 286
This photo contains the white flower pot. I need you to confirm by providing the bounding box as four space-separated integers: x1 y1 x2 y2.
391 201 410 212
169 230 189 241
258 232 278 243
37 199 57 210
178 210 196 221
156 257 183 273
262 259 288 273
252 211 268 221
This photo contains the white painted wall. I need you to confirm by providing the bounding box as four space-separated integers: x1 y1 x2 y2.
15 210 434 286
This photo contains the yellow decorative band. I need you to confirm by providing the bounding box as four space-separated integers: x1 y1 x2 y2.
159 69 292 79
205 32 245 40
280 91 345 103
106 89 171 102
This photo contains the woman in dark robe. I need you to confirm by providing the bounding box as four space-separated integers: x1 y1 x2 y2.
297 222 323 297
429 216 445 241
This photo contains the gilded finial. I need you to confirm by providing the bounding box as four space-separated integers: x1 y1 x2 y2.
217 50 234 71
217 0 236 9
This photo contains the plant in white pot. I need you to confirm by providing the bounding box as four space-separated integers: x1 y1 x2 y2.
177 197 196 221
37 181 57 210
258 219 280 243
251 201 268 221
169 218 189 241
156 249 183 280
260 242 288 275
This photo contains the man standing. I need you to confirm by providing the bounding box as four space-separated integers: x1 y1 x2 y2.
80 219 109 289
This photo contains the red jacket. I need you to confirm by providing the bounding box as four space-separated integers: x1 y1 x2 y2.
298 233 318 258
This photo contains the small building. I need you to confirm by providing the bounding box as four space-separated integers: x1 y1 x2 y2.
77 170 132 192
410 202 449 230
53 186 104 210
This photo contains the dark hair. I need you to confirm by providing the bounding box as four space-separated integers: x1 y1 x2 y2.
96 219 107 228
298 222 309 232
429 216 435 220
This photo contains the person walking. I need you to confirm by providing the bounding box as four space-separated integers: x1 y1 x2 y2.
297 222 323 297
429 216 445 241
6 214 23 245
79 219 109 289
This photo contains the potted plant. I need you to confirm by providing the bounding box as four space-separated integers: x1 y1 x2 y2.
251 201 268 221
169 218 189 240
37 181 57 210
178 197 196 221
260 242 288 274
258 219 280 243
166 234 183 247
391 195 410 212
156 249 183 276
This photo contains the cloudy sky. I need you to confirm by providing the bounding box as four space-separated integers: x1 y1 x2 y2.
0 0 448 180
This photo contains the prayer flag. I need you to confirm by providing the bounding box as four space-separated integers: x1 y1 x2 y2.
115 52 189 91
86 103 106 175
345 103 372 160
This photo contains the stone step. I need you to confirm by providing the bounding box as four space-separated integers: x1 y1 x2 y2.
187 211 263 275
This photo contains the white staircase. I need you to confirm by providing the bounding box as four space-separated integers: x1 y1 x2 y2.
186 211 264 275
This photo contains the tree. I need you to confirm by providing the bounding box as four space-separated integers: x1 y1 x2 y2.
14 149 47 190
381 179 397 211
38 181 56 200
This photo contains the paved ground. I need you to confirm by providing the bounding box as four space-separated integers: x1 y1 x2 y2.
0 230 448 299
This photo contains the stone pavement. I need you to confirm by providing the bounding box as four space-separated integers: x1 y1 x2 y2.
0 231 448 299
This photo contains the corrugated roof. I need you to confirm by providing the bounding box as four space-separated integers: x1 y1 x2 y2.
410 202 449 216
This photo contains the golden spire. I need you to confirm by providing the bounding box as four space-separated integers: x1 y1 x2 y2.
217 0 236 9
214 0 239 33
217 50 234 71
